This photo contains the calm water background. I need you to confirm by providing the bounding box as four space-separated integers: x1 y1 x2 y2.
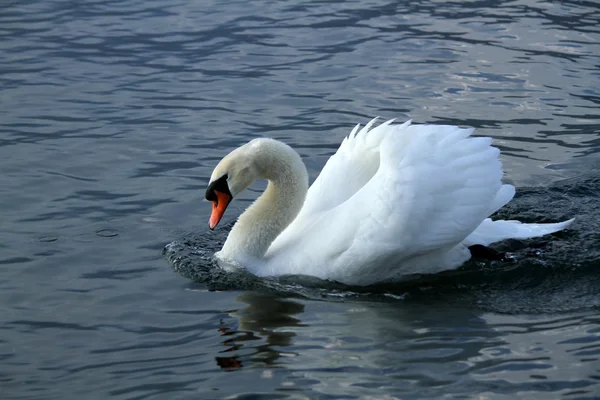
1 0 600 399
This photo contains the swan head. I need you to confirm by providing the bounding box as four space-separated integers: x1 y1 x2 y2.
205 141 263 230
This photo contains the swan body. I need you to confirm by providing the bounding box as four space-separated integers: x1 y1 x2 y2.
205 118 574 286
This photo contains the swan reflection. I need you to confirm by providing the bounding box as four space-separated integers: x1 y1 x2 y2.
214 291 597 400
217 292 503 375
216 293 305 370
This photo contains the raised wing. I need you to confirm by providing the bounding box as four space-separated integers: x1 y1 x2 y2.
267 118 400 255
299 118 407 218
329 123 502 278
265 120 504 283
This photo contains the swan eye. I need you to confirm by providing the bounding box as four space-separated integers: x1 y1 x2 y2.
205 174 230 202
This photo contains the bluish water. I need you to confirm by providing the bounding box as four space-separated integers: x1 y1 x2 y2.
1 0 599 399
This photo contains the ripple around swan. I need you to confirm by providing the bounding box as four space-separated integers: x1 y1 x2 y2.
166 174 600 314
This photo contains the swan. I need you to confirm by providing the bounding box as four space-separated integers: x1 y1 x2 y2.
205 118 574 286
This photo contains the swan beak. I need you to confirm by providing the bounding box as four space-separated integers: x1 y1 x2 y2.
209 190 232 230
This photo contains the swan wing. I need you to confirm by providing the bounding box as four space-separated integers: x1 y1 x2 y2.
267 118 399 254
265 120 504 283
298 117 404 217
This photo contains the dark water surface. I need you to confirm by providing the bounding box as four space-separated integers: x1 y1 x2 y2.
2 0 600 399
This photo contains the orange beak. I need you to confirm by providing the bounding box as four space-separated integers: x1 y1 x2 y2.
209 190 232 230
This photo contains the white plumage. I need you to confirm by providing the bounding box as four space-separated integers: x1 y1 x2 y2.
206 118 573 286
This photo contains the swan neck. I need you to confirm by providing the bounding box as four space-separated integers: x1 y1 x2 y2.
220 143 308 262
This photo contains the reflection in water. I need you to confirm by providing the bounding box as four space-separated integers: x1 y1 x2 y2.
221 293 599 397
215 318 245 371
226 292 500 371
215 293 305 370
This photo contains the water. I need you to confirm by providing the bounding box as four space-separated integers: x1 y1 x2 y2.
1 0 599 398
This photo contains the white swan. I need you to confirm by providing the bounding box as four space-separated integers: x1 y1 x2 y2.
205 118 574 286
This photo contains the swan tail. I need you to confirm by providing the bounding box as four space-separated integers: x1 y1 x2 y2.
464 218 575 247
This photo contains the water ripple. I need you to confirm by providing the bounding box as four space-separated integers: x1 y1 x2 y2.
2 0 600 398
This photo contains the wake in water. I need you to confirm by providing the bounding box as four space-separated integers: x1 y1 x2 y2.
164 175 600 313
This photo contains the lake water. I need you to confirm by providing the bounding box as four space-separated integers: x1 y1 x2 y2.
1 0 600 399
